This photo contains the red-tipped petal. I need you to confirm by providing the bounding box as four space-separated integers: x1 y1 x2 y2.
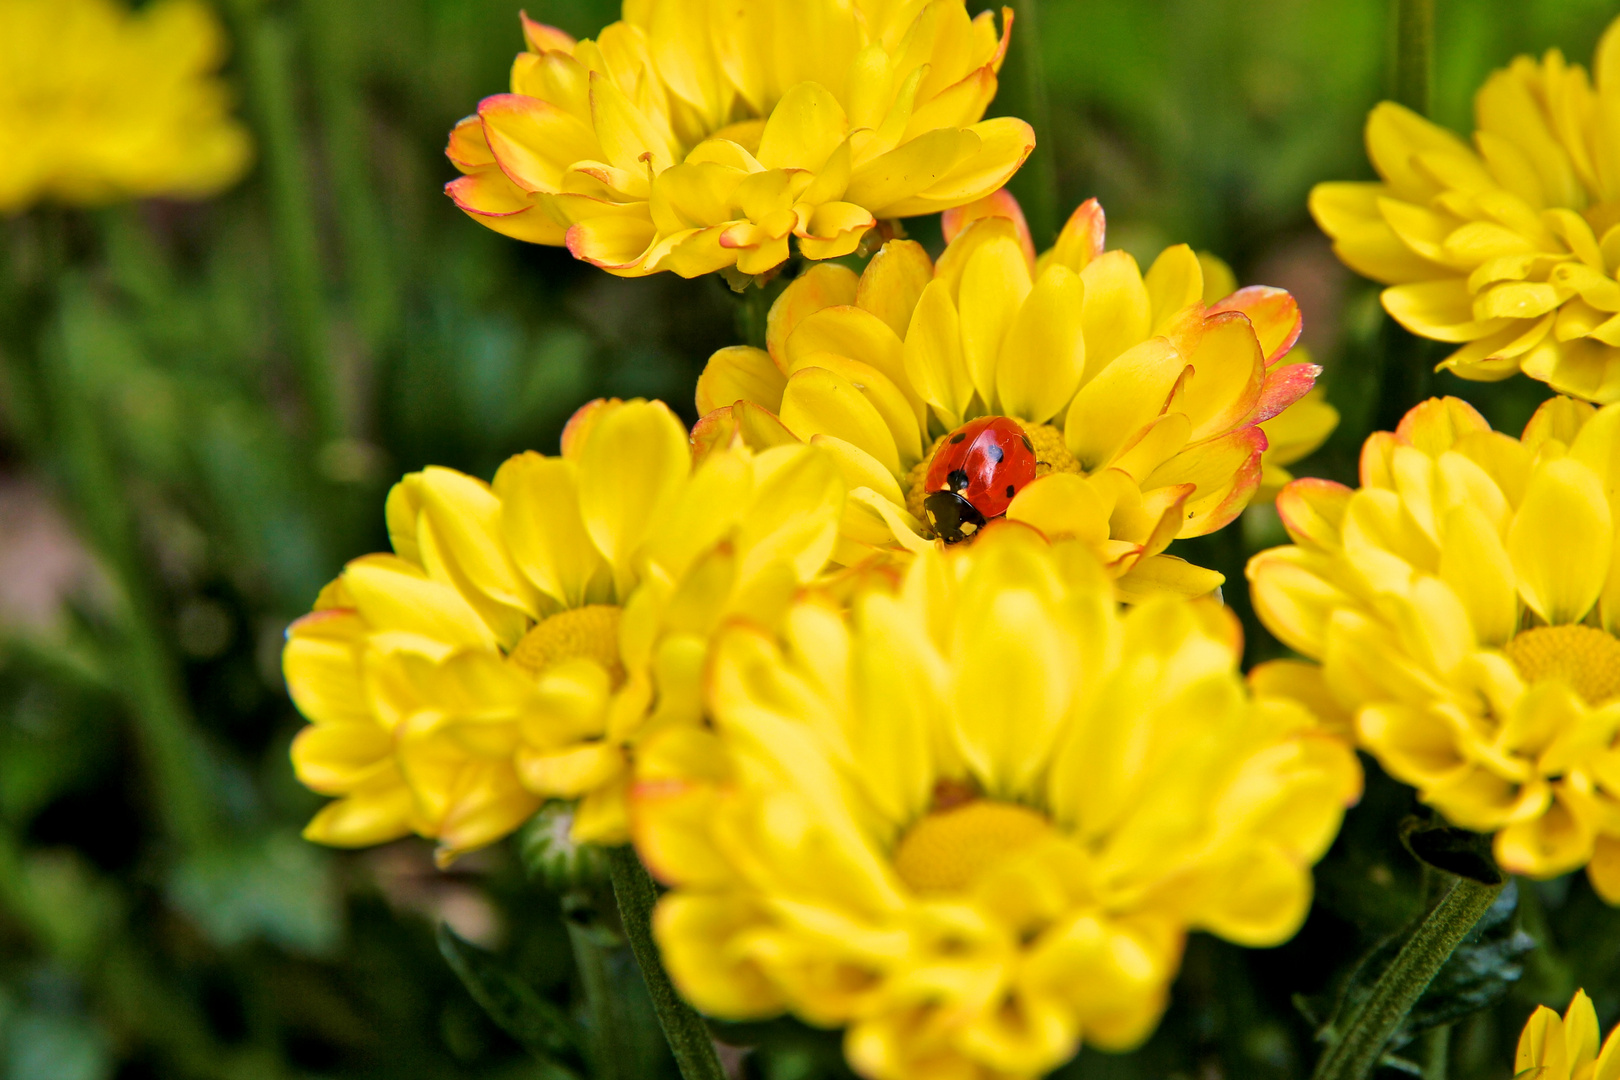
1249 362 1322 424
1209 285 1302 365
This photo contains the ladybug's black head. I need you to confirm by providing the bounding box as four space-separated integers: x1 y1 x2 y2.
923 490 987 545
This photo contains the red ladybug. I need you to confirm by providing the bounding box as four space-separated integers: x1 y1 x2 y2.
923 416 1039 543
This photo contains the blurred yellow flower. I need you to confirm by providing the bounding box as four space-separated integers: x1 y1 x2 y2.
1248 396 1620 902
1515 989 1620 1080
1311 14 1620 402
694 192 1318 601
284 399 845 862
633 527 1360 1080
445 1 1033 278
0 0 251 212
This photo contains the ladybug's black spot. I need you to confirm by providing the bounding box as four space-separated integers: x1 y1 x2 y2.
985 444 1004 463
949 432 967 444
1005 485 1016 498
924 490 987 544
946 468 970 492
1020 434 1033 453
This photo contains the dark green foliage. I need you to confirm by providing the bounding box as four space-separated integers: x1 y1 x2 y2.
437 923 584 1077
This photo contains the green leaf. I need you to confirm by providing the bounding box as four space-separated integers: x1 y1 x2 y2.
435 922 583 1079
1399 817 1504 885
1306 878 1531 1057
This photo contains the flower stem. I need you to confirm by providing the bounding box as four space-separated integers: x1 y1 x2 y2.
1393 0 1434 117
606 845 726 1080
1310 875 1504 1080
1000 0 1058 245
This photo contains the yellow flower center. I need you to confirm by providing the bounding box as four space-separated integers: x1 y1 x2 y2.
903 420 1078 533
508 604 623 684
1502 624 1620 705
892 798 1056 896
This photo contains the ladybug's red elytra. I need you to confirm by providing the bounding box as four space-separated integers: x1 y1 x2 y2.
922 416 1039 544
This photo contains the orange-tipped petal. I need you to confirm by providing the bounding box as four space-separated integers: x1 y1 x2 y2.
1209 286 1303 365
1275 478 1353 549
941 188 1035 269
446 114 495 169
520 11 576 53
479 93 600 193
566 217 657 272
1147 427 1268 537
1048 197 1105 272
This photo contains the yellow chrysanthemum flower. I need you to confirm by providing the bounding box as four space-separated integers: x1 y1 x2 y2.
1310 15 1620 402
693 191 1318 600
283 398 845 861
444 1 1033 278
0 0 251 212
1516 989 1620 1080
1248 395 1620 902
632 526 1360 1080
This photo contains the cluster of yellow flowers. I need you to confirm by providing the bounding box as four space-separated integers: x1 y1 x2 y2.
35 0 1620 1072
285 5 1620 1078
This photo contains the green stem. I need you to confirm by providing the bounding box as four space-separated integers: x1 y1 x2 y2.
1393 0 1434 117
226 0 344 446
999 0 1058 245
1310 876 1504 1080
1420 1025 1450 1080
565 916 626 1080
740 283 770 351
606 846 726 1080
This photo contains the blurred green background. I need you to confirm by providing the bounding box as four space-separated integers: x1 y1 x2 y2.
2 1 1620 1078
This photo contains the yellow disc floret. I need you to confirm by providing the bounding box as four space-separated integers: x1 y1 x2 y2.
508 605 623 683
892 799 1055 896
1503 625 1620 707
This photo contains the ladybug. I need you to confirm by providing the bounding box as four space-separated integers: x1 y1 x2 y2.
922 416 1039 544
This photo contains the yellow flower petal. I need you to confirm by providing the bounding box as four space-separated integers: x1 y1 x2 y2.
957 227 1034 410
1507 457 1611 624
1079 250 1152 374
855 239 934 340
577 399 693 590
1064 338 1185 471
781 366 904 477
697 345 788 414
995 263 1086 425
494 453 612 610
